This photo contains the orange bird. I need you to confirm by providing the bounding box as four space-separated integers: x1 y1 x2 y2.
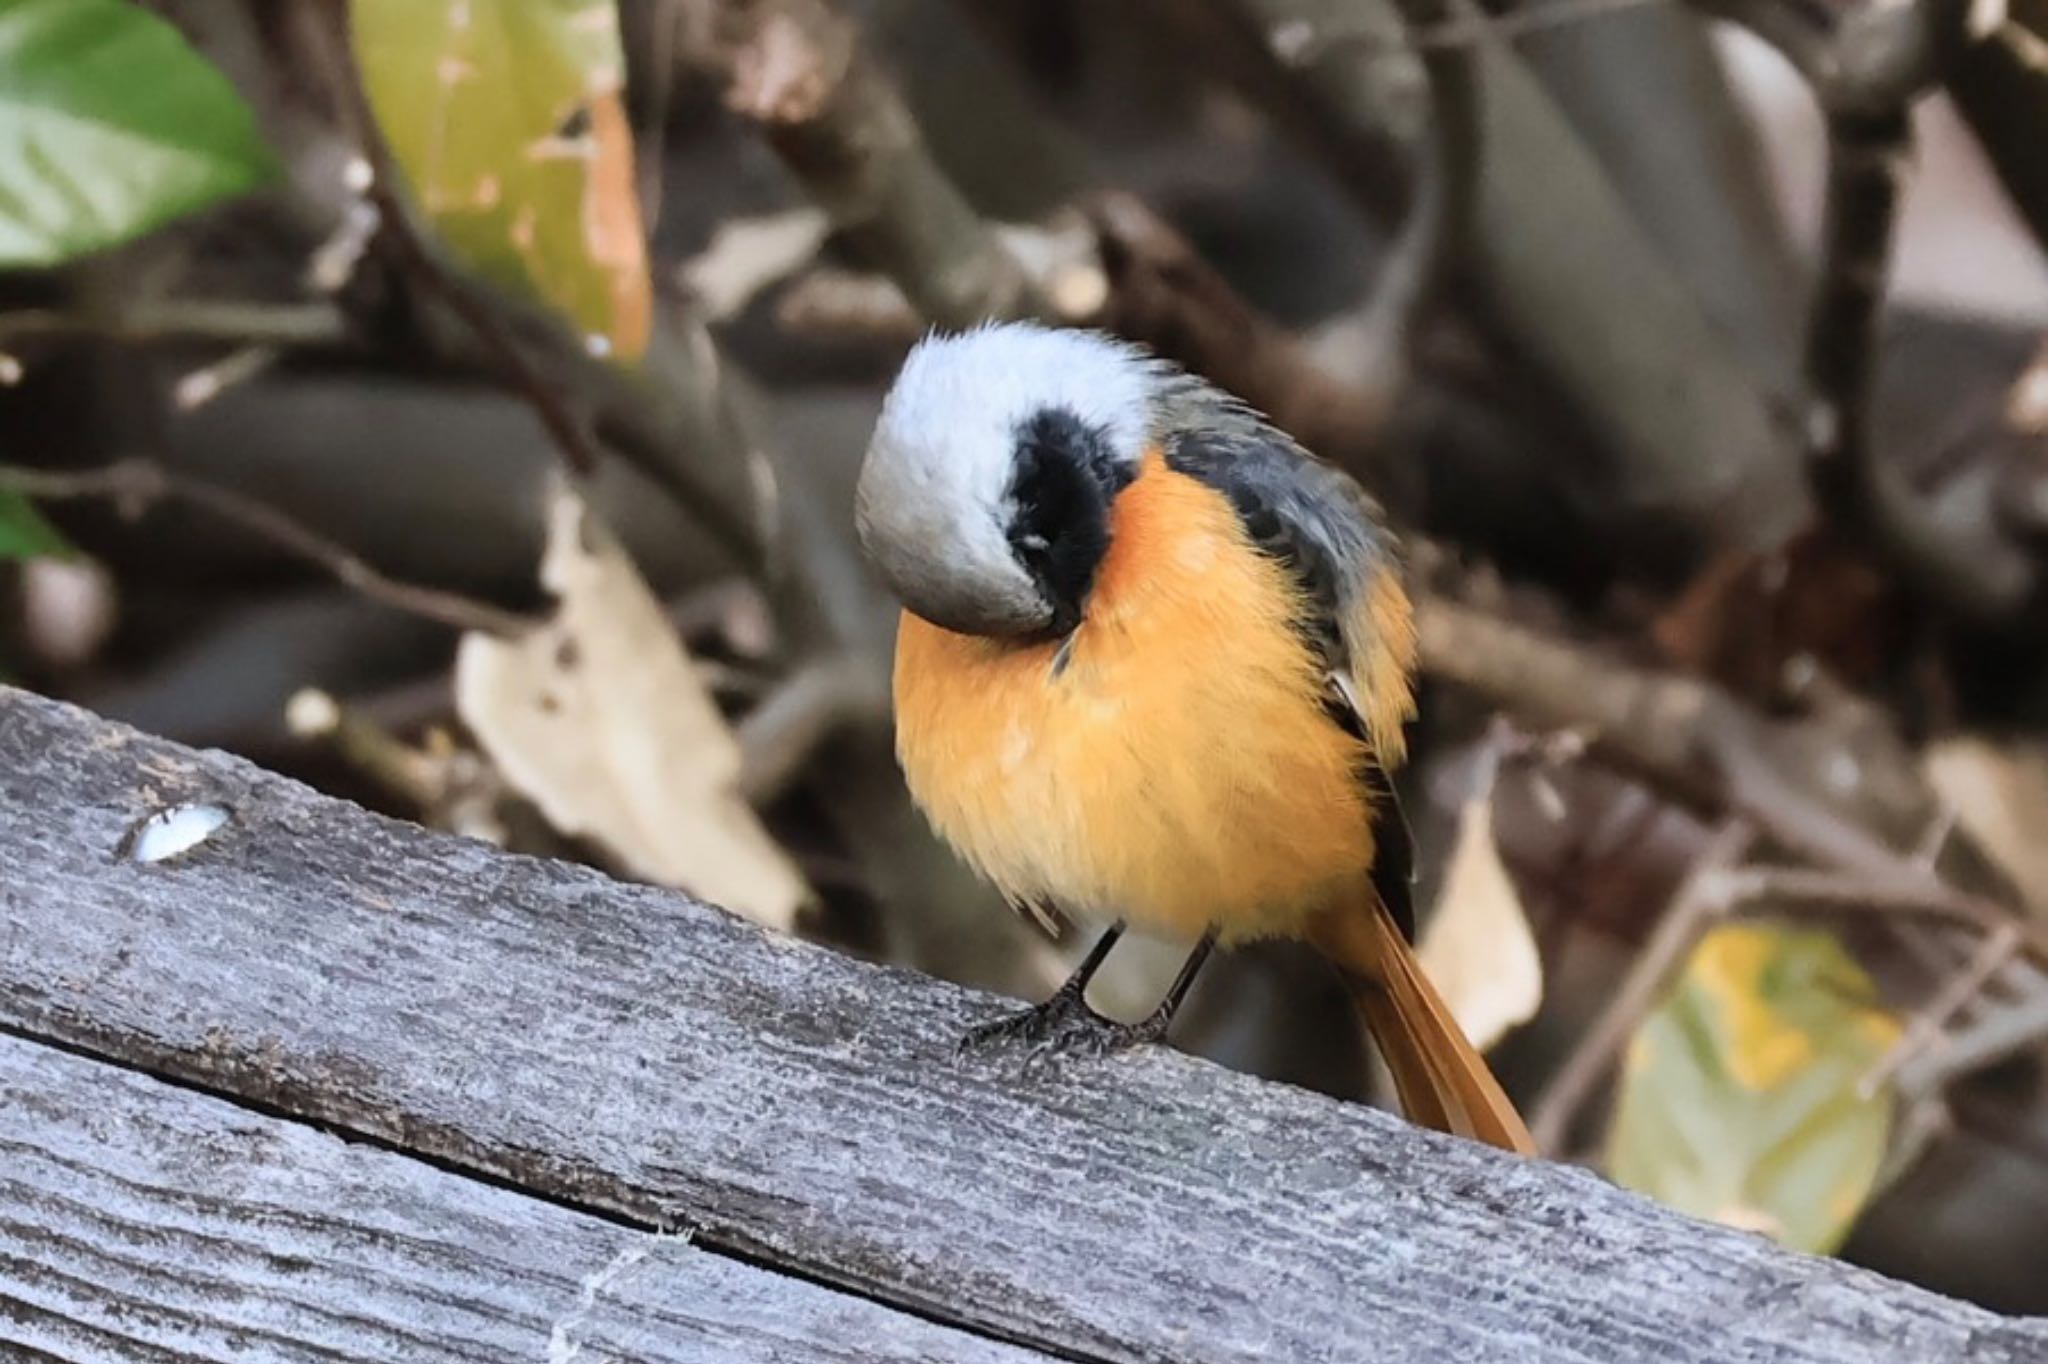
854 322 1533 1155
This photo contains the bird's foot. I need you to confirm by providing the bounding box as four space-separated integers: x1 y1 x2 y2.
1028 1009 1171 1064
956 982 1095 1056
958 989 1173 1075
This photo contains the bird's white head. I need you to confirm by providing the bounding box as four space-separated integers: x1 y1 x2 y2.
855 323 1164 638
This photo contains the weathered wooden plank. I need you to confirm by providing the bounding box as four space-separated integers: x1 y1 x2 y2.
1 686 2043 1364
0 1032 1050 1364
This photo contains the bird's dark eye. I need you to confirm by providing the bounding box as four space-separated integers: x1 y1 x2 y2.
1006 407 1131 635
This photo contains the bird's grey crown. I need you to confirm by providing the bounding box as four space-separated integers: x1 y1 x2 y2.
854 323 1169 636
853 321 1392 651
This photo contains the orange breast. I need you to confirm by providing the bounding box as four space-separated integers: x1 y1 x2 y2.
892 450 1379 943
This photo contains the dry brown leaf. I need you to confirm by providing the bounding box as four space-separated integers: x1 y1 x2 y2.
1418 784 1543 1051
455 485 807 930
1925 736 2048 916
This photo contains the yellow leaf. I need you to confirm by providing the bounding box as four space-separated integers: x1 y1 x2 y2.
1690 927 1817 1089
353 0 651 359
455 486 809 929
1608 922 1897 1255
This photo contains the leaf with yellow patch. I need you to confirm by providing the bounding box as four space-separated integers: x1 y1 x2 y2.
352 0 650 359
1607 922 1898 1255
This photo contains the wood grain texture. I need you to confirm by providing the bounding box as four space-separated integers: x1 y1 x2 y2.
0 1033 1048 1364
2 686 2044 1364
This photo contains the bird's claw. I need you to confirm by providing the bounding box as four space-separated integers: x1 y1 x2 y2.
955 985 1091 1056
958 990 1172 1076
1020 1013 1170 1076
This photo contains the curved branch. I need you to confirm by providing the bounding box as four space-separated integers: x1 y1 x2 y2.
691 0 1055 328
1692 0 2045 628
1348 0 1482 431
0 461 534 639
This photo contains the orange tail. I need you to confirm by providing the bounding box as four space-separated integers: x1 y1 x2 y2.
1313 902 1536 1156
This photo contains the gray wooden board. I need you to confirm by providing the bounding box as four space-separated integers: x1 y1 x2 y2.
0 1033 1050 1364
2 686 2044 1364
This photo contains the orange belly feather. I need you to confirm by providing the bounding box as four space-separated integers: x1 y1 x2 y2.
892 450 1378 943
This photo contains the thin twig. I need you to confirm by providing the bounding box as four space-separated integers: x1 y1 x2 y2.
0 461 533 638
0 302 349 350
1529 820 1756 1156
1871 1095 1951 1194
1082 191 1411 500
1860 923 2022 1097
288 687 513 844
635 0 683 235
1416 592 2029 893
1715 867 2006 936
1899 991 2048 1098
172 345 280 411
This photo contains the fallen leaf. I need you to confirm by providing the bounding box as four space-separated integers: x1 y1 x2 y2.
1608 922 1898 1255
1925 736 2048 916
456 485 807 929
352 0 651 358
1418 780 1543 1052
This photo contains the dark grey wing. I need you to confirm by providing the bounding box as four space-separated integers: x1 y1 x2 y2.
1164 422 1419 941
1362 758 1417 942
1163 427 1394 662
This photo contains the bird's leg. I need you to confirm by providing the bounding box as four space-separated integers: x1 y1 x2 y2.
1038 931 1219 1062
957 920 1127 1054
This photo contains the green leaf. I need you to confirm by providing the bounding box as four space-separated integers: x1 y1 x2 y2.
1607 922 1898 1255
0 489 70 561
0 0 277 267
352 0 651 360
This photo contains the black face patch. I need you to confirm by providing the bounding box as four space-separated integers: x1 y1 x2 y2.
1006 407 1132 636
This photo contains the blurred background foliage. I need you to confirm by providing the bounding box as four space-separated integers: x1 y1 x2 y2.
1 0 2045 1312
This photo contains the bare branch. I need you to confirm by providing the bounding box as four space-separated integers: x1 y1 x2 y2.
0 461 534 639
1529 821 1756 1155
1418 592 1930 869
1690 0 2044 627
1180 0 1805 560
1416 591 2048 946
1714 867 2022 943
1356 0 1480 420
1899 990 2048 1098
689 0 1054 328
1860 924 2023 1097
0 302 349 351
1081 192 1417 500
